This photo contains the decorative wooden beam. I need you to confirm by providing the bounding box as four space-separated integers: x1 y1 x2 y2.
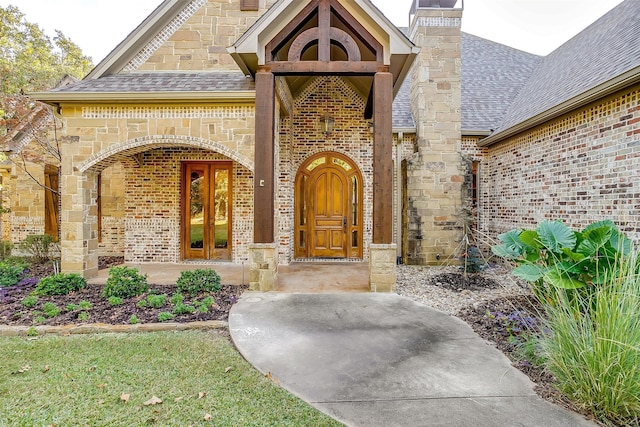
264 61 382 75
254 71 276 243
287 28 361 62
266 0 320 59
330 0 384 63
372 72 393 244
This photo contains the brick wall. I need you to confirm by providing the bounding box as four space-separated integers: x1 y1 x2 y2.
277 76 374 263
123 147 252 263
479 85 640 242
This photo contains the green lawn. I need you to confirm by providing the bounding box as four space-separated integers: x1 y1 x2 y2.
0 331 342 427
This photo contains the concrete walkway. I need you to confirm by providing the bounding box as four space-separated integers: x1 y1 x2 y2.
230 292 596 427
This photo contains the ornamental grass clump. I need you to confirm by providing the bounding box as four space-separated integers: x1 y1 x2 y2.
538 250 640 426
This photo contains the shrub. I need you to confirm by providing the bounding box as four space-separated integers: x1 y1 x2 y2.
128 314 140 324
157 312 174 322
173 302 195 315
492 220 632 304
35 273 86 296
102 266 148 299
137 299 148 308
0 240 12 260
539 251 640 425
0 262 26 287
42 302 61 318
33 315 45 324
169 292 184 305
147 294 166 309
21 295 38 308
176 269 221 296
77 312 90 322
20 234 56 263
108 296 124 306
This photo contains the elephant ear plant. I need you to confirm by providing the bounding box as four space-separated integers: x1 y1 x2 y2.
491 220 633 303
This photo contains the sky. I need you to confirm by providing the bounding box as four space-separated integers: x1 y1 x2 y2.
0 0 626 64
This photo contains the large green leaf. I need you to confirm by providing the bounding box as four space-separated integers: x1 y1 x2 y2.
561 247 586 262
491 243 520 259
543 270 586 289
577 225 613 256
609 231 633 256
518 230 541 249
512 264 546 282
537 221 576 253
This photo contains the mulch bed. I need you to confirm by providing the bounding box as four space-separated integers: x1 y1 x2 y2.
0 257 246 326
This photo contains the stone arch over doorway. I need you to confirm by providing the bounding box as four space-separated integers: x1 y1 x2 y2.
78 135 254 174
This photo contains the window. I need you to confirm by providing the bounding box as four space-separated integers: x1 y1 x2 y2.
240 0 259 11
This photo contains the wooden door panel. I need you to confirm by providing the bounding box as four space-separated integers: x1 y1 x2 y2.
311 168 347 257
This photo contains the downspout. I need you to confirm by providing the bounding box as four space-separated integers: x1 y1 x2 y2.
395 132 404 264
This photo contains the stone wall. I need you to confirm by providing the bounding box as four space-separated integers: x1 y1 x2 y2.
407 8 464 265
99 162 125 256
131 0 278 72
479 85 640 242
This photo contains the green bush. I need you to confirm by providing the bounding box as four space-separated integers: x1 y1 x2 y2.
128 314 140 324
169 292 184 305
173 302 195 315
0 262 26 287
0 240 12 260
492 220 632 304
102 266 148 299
539 251 640 425
20 234 56 263
147 294 166 309
176 269 221 296
34 273 86 296
21 295 38 308
108 296 124 306
42 302 61 318
157 312 174 322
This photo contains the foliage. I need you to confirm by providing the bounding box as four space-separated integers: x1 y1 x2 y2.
41 301 60 318
176 269 221 296
0 240 11 260
34 273 86 296
459 245 485 274
0 261 25 287
173 302 196 315
19 234 56 263
128 314 140 324
107 296 124 306
0 5 92 136
492 220 632 303
66 301 92 312
102 266 148 299
21 295 38 308
538 251 640 425
157 312 174 322
77 312 90 322
146 294 167 309
169 292 184 305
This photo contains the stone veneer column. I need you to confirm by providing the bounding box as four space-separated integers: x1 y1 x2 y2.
369 243 397 292
407 6 464 265
248 243 278 291
60 166 99 278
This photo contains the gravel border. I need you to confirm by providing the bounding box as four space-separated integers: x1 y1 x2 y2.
396 264 530 314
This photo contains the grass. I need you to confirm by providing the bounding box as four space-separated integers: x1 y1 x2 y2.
0 331 342 427
538 252 640 426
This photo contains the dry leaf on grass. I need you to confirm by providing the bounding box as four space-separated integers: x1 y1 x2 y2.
11 365 31 375
143 396 163 406
198 392 207 399
120 393 130 404
224 366 232 373
42 365 50 373
174 396 184 403
204 414 212 421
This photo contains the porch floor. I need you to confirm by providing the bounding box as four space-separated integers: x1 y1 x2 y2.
88 262 370 293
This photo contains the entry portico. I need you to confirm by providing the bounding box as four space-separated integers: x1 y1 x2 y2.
228 0 417 290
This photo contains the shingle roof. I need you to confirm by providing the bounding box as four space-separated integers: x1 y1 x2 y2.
392 78 415 129
461 33 541 132
493 0 640 135
48 72 255 93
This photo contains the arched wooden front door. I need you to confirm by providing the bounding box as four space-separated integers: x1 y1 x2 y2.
295 152 363 259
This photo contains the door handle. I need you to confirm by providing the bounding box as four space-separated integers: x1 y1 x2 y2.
343 217 347 232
